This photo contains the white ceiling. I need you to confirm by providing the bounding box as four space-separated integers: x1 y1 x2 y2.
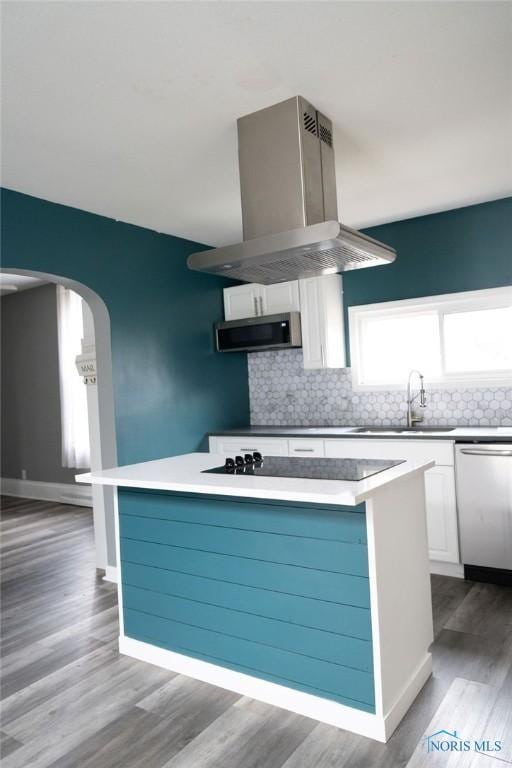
0 273 45 295
2 2 511 247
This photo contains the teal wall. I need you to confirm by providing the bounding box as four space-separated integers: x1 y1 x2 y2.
1 188 250 465
342 197 512 362
3 190 510 450
347 197 512 305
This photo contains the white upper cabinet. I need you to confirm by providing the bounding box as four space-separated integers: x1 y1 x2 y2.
260 281 300 316
297 277 323 367
223 275 346 369
299 274 346 369
223 281 300 320
223 284 263 320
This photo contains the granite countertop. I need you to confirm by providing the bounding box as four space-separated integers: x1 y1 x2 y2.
76 452 434 507
208 425 512 442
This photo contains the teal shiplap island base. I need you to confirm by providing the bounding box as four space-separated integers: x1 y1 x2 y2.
78 452 435 742
120 489 375 712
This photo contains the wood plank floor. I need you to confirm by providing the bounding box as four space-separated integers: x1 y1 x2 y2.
1 495 511 768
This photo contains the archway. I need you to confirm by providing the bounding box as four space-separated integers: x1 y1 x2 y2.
0 267 118 576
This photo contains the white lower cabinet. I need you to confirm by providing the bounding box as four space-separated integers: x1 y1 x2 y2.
324 438 459 566
323 438 454 466
209 434 461 568
423 466 459 564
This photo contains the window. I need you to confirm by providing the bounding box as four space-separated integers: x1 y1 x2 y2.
56 286 90 468
349 287 512 389
443 307 512 373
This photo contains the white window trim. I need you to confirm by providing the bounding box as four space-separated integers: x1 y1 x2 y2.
349 286 512 391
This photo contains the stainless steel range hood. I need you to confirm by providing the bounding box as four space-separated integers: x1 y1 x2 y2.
187 96 396 284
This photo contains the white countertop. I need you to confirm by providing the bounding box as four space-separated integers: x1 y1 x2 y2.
77 452 435 507
209 426 512 441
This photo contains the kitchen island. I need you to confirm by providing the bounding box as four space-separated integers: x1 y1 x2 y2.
78 452 435 742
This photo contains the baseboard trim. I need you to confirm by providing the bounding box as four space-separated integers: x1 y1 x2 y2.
382 654 432 739
103 566 118 584
119 635 429 742
429 560 464 578
0 477 92 507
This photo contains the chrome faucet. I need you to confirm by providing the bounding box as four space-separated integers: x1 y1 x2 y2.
406 370 427 428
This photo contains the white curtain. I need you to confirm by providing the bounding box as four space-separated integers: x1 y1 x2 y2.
56 286 90 469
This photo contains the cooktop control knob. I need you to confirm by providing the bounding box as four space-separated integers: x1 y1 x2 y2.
235 455 245 467
225 457 235 470
244 453 254 464
253 451 263 463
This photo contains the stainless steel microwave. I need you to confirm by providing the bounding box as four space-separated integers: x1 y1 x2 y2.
215 312 302 353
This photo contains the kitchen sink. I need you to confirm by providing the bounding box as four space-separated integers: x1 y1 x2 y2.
349 427 456 434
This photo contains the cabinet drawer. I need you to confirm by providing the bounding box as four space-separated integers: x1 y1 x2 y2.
324 438 454 466
209 436 289 457
288 439 325 457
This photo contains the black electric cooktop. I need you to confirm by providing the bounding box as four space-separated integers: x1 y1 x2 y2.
203 453 406 482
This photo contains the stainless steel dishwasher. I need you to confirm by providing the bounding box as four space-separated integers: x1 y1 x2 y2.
455 443 512 584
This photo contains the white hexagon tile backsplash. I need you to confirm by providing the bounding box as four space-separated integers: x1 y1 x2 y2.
248 349 512 427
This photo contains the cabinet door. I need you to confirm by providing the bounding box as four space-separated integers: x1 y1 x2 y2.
299 275 345 369
223 285 263 321
261 281 300 316
298 277 325 368
424 466 460 564
320 274 346 368
325 438 459 564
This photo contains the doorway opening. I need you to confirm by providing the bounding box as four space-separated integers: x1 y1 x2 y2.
0 268 118 578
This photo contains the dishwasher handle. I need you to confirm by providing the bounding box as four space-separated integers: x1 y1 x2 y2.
459 448 512 457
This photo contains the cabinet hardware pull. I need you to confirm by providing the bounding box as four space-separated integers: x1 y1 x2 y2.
253 297 258 316
293 448 315 452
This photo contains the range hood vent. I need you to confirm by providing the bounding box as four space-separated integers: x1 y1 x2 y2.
188 96 396 285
